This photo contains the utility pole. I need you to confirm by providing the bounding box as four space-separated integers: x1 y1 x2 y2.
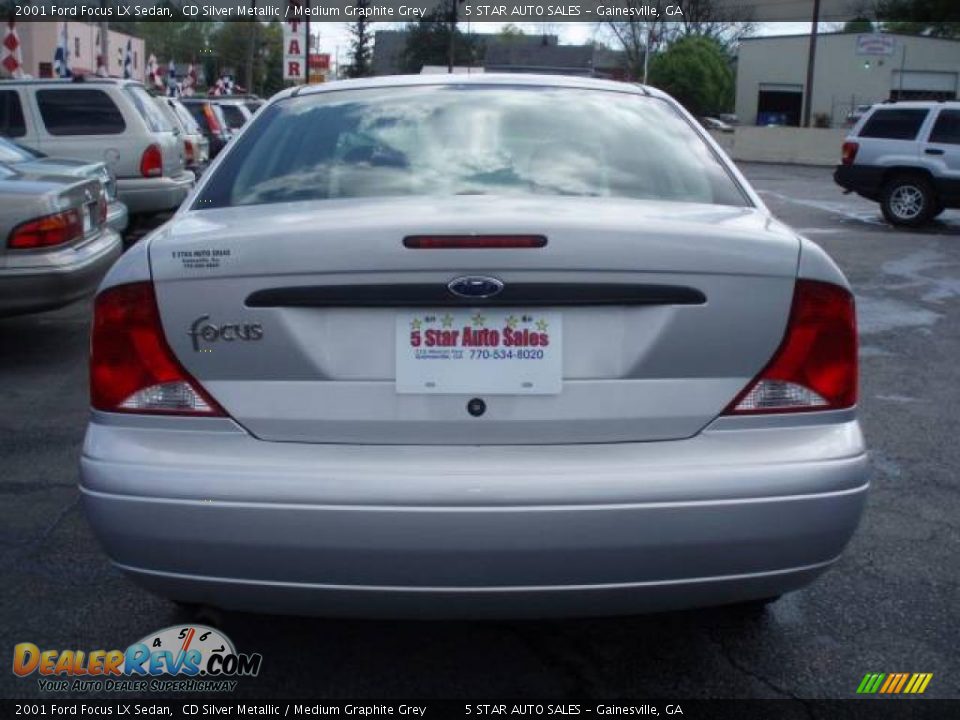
802 0 821 128
246 1 256 92
305 0 311 84
447 0 457 73
99 21 108 77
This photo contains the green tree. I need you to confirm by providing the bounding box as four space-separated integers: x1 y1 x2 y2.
345 1 374 78
647 36 733 117
878 0 960 35
843 18 875 32
399 14 483 73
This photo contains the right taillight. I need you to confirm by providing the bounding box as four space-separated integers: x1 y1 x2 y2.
90 282 225 416
841 141 859 166
724 279 857 415
139 144 163 178
8 208 84 249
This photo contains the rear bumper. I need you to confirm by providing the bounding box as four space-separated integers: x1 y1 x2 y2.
0 229 121 316
117 171 194 215
833 164 885 199
106 200 128 234
80 414 869 618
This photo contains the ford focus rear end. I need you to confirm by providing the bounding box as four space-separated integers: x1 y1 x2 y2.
80 76 867 618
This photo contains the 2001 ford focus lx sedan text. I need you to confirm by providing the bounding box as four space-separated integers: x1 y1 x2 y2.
80 75 868 618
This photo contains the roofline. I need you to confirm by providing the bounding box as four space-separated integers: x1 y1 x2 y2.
0 77 142 85
740 31 960 44
285 73 653 101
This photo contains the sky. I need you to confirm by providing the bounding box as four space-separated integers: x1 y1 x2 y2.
313 21 822 69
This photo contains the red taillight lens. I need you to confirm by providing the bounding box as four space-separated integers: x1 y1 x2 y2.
90 282 225 416
184 139 194 164
202 104 221 134
841 141 859 166
724 279 857 415
403 235 548 249
139 144 163 178
98 194 108 225
8 208 83 249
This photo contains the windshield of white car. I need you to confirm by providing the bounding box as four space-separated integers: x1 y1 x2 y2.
196 85 749 210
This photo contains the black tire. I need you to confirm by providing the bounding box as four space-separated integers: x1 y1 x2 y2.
880 175 936 228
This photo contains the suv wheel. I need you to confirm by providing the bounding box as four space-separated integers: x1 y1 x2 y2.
880 175 935 227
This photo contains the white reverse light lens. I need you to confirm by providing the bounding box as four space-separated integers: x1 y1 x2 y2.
118 381 214 413
733 379 829 413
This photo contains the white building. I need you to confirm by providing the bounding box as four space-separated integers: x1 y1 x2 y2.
5 22 145 80
736 32 960 127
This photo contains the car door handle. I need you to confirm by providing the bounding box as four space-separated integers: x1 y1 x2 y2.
925 148 945 155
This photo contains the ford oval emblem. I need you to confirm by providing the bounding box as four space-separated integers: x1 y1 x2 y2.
448 276 505 299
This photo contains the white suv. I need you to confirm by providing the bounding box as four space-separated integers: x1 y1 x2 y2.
0 78 194 218
835 101 960 227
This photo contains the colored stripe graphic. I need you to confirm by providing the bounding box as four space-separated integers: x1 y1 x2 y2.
857 672 932 694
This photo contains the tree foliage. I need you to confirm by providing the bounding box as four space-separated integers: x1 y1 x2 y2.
647 35 733 116
877 0 960 35
345 1 374 78
604 0 753 79
400 13 484 72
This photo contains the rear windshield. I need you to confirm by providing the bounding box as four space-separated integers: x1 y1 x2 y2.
218 104 247 130
172 102 201 134
196 85 748 209
125 85 173 133
859 108 929 140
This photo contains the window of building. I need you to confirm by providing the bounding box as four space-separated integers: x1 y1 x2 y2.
0 90 26 137
74 37 80 58
38 62 52 78
929 110 960 145
859 109 929 140
36 89 126 135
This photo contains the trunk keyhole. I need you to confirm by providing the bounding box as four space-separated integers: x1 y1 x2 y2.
467 398 486 417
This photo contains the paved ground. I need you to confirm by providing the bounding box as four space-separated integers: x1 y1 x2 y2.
1 163 958 702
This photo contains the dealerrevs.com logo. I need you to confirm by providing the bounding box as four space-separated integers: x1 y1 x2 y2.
13 625 262 693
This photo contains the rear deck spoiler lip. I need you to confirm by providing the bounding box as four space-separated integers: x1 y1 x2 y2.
245 283 707 308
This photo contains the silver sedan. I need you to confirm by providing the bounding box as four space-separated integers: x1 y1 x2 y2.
80 75 867 618
0 163 121 316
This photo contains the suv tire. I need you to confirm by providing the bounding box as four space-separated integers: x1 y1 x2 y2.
880 175 936 227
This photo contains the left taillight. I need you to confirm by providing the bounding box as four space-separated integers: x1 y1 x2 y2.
184 139 195 165
140 144 163 178
8 208 84 249
723 279 857 415
90 282 225 416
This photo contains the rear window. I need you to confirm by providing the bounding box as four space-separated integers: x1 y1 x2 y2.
859 108 929 140
0 90 26 137
125 85 173 132
37 89 125 135
196 85 748 209
172 102 201 134
218 104 247 130
929 110 960 145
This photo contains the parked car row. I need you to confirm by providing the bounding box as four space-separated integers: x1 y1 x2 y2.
0 76 261 316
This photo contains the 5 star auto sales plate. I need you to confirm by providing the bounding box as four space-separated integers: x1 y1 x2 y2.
396 310 562 395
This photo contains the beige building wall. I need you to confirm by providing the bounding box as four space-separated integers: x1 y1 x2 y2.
735 33 960 127
13 22 144 80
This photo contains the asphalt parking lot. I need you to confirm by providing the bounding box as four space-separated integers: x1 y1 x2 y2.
1 163 958 703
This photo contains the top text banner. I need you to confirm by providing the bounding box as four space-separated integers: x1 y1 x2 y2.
7 1 861 23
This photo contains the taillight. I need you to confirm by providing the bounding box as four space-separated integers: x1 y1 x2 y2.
841 141 859 166
139 144 163 178
403 235 548 249
724 279 857 415
184 139 194 164
98 194 108 224
90 282 225 416
202 104 221 134
8 208 83 249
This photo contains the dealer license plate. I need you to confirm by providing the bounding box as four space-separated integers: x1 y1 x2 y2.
396 310 562 395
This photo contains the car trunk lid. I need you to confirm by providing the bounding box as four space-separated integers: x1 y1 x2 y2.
149 196 799 444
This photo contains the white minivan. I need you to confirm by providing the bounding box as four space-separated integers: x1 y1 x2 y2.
0 77 194 218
